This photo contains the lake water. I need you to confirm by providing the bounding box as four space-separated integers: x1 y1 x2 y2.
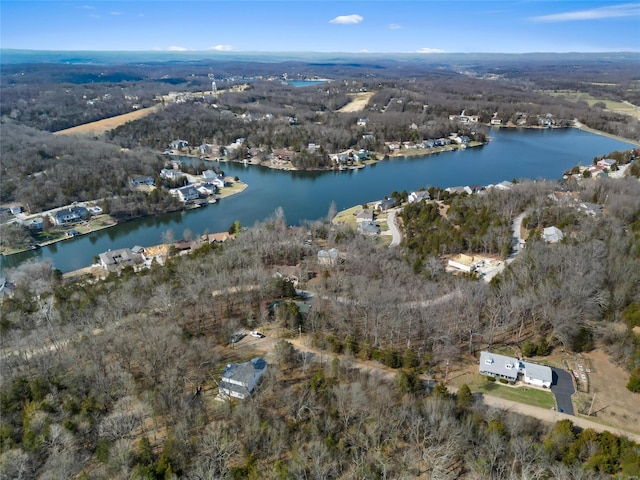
1 127 636 273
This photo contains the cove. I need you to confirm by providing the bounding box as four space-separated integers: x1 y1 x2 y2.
1 127 636 273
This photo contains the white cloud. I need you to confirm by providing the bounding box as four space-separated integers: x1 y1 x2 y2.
530 3 640 22
388 23 403 30
329 14 363 25
168 46 189 51
416 47 444 53
208 45 233 51
78 5 94 10
110 11 121 16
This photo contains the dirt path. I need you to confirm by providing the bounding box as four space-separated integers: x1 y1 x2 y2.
53 104 164 136
239 332 640 442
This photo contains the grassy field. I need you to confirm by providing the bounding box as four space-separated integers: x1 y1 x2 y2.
543 90 640 120
464 373 556 410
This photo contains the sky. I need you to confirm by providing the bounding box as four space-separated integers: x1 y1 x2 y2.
1 1 639 53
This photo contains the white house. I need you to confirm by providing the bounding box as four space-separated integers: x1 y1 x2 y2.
408 191 432 203
596 158 616 169
479 351 552 388
160 169 185 181
219 357 268 399
173 185 200 202
99 248 143 270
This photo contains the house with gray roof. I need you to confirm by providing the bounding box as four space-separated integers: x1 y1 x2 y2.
99 248 143 270
479 351 552 388
219 357 268 399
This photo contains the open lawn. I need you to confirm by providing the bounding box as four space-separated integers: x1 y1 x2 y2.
543 90 640 120
337 92 375 113
463 373 556 410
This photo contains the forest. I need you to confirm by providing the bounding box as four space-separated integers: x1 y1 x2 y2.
2 173 640 478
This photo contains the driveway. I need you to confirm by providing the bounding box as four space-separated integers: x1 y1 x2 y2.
387 208 402 247
550 367 575 415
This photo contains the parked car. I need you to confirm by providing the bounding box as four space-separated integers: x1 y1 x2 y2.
230 331 245 343
250 331 265 338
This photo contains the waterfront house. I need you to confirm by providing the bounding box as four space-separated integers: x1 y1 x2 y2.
170 139 189 150
376 198 396 211
205 232 235 243
479 351 552 388
99 247 143 270
23 217 43 231
51 206 88 226
408 191 432 203
142 244 170 266
543 226 564 244
596 158 616 169
173 185 200 203
197 183 217 196
219 358 268 400
355 209 375 223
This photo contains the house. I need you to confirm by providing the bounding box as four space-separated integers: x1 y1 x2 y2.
308 143 318 154
318 248 341 266
577 202 602 217
596 158 616 169
99 248 143 270
173 185 200 202
23 217 43 231
50 207 88 226
272 148 296 162
9 205 22 215
170 139 189 150
479 351 552 388
197 183 217 196
142 244 171 266
356 118 368 127
219 357 268 400
445 186 467 195
358 221 380 236
408 191 431 203
479 351 520 383
523 362 553 388
543 226 564 243
448 254 481 273
202 170 219 181
131 176 155 187
205 232 235 243
355 209 375 223
160 168 185 181
376 198 396 211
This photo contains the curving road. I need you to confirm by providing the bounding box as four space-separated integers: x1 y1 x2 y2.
387 208 402 247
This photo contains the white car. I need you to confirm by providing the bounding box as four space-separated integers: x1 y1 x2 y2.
250 331 265 338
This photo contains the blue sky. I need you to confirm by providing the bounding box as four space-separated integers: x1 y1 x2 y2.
2 1 639 53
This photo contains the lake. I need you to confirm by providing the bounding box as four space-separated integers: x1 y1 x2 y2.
1 127 636 273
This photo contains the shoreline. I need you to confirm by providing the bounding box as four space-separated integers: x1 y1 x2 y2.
1 178 248 257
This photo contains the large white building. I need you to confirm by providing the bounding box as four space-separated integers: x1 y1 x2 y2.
479 351 552 388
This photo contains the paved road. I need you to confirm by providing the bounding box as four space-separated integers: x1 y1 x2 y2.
551 367 576 415
387 208 402 247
